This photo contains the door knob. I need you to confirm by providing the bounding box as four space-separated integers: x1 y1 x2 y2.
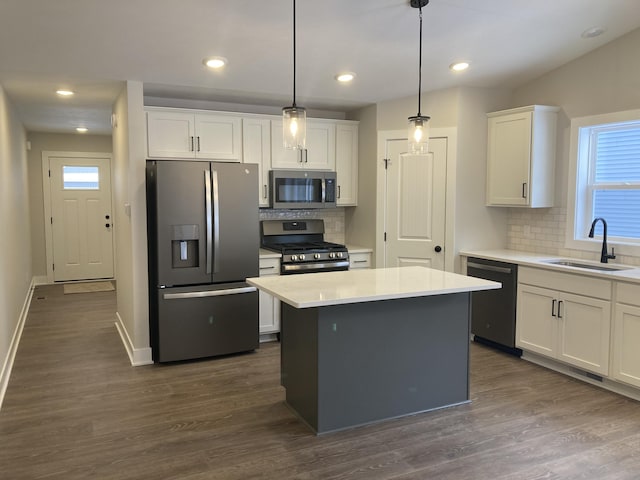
434 245 442 253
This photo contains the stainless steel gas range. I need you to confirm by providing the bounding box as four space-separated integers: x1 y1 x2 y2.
260 219 349 274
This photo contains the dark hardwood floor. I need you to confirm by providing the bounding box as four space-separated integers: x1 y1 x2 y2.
2 284 640 479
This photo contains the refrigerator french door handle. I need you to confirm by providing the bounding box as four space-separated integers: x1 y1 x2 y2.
204 170 213 274
212 168 221 274
162 286 257 300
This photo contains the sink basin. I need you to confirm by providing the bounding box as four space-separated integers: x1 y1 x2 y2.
543 259 634 272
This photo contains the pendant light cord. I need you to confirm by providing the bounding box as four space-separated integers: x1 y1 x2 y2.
417 5 423 117
292 0 297 107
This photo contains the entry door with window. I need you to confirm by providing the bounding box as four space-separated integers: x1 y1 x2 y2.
49 156 114 281
384 136 447 270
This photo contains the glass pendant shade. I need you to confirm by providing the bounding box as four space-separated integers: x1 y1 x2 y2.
408 115 430 154
283 106 307 150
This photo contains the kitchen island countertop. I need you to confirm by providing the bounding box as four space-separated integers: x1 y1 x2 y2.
247 266 500 309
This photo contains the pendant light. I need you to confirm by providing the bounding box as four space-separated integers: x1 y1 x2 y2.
408 0 430 154
282 0 306 150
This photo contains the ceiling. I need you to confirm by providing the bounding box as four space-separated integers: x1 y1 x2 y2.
1 0 640 135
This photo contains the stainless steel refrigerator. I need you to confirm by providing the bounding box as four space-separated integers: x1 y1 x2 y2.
146 160 259 363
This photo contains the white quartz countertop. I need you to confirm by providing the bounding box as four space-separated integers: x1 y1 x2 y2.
460 249 640 283
259 248 281 259
247 266 500 309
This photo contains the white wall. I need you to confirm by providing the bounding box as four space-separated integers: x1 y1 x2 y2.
452 88 512 271
26 133 112 278
506 27 640 265
0 86 32 404
349 86 513 272
112 81 151 365
345 104 377 259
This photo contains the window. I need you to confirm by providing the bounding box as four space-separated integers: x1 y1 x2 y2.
63 166 99 190
567 109 640 255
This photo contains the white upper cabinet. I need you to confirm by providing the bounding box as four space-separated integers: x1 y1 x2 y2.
242 117 272 207
146 110 195 158
194 113 242 161
146 108 242 161
335 123 358 206
271 119 336 170
486 105 559 207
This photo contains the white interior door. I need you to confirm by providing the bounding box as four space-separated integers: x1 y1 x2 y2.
384 137 447 269
49 156 114 281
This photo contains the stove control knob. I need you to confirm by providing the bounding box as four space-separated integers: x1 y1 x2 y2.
300 254 306 261
291 255 298 261
337 252 343 258
329 252 335 259
314 253 320 260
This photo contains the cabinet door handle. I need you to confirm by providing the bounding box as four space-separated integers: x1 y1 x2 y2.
551 299 556 317
190 136 195 152
558 300 563 319
197 136 201 152
337 185 341 199
303 149 308 163
263 185 268 199
522 182 527 199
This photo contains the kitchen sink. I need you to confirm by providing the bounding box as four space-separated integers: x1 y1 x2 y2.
543 259 634 272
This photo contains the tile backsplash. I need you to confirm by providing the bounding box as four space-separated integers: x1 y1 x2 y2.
259 208 346 244
507 207 640 267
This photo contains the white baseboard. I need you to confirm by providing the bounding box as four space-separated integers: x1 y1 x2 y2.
521 351 640 402
115 312 153 366
0 279 36 410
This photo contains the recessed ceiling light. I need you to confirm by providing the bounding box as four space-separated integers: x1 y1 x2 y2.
56 89 74 97
449 62 469 72
581 26 606 38
335 72 356 83
76 127 88 133
203 57 227 69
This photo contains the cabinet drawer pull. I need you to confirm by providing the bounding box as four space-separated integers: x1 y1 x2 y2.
353 260 368 264
260 265 276 270
551 299 556 317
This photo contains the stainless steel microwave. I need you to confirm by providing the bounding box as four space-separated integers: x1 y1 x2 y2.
269 170 337 209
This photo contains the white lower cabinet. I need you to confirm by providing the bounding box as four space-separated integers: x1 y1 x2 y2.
258 257 280 335
349 251 371 269
612 282 640 388
516 267 611 376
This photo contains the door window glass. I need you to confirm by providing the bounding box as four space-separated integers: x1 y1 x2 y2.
63 166 99 190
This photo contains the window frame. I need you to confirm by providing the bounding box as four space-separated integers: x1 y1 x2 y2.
566 109 640 257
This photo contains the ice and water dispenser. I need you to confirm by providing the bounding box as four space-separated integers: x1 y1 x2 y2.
171 224 199 269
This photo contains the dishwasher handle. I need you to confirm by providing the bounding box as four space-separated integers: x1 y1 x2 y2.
467 261 513 275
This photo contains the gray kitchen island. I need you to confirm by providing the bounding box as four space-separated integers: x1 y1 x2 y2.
247 266 500 434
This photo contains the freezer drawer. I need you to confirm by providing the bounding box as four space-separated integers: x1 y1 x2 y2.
155 283 258 362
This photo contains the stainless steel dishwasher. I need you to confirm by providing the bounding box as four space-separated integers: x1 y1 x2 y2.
466 257 521 356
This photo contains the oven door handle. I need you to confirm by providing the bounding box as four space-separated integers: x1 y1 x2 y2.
282 260 350 273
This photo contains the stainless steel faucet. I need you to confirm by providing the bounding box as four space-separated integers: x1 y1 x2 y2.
588 217 616 263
